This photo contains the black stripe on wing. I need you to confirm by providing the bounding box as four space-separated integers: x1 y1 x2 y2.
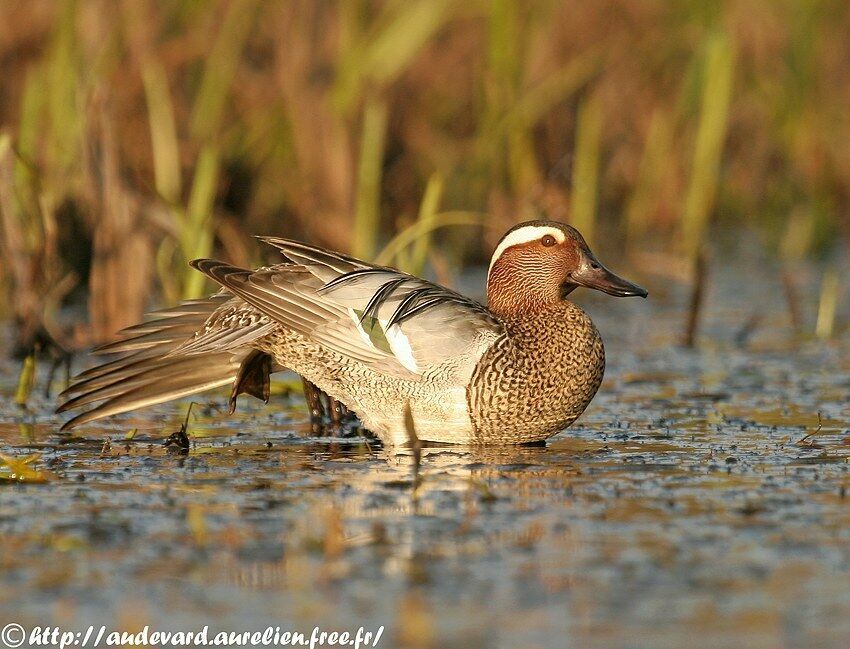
320 268 490 329
392 290 487 326
388 287 444 326
318 267 392 292
360 277 408 323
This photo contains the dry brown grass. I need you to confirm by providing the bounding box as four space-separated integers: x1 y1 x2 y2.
0 0 848 348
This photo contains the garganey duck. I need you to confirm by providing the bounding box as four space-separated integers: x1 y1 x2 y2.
58 220 646 445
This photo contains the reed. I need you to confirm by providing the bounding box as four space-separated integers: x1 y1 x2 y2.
0 125 66 352
570 92 602 246
0 1 847 344
815 269 839 339
625 110 673 242
190 1 257 142
14 353 36 409
141 59 181 205
408 174 444 274
374 212 487 269
180 145 221 299
87 113 152 341
353 98 389 261
681 31 735 259
334 0 454 113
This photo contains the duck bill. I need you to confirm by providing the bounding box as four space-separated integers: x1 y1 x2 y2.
565 253 648 298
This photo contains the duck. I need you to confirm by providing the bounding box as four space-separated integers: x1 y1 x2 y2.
57 220 647 445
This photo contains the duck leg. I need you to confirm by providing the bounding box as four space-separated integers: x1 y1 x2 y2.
301 380 354 435
301 378 326 433
230 357 345 436
328 396 350 426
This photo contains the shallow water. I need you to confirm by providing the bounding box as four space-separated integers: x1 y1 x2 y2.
1 257 849 649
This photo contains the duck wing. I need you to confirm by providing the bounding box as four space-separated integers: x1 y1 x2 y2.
191 237 503 378
57 294 261 429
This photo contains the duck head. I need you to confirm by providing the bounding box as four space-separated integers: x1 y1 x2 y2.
486 220 647 317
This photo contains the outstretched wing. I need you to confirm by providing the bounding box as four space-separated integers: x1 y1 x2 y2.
190 237 503 379
57 294 256 429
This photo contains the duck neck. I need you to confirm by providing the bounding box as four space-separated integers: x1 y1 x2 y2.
496 299 588 338
486 266 562 320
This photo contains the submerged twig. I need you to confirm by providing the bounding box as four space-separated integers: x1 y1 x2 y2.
780 268 803 335
683 249 708 347
403 402 422 491
797 412 823 446
734 313 762 348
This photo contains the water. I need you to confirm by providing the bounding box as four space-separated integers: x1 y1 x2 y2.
0 256 848 649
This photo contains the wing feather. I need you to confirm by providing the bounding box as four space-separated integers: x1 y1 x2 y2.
192 238 504 379
57 294 250 430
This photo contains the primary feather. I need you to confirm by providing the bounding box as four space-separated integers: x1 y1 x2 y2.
57 295 249 430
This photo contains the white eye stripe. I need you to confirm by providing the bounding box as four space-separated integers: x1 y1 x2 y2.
488 226 566 278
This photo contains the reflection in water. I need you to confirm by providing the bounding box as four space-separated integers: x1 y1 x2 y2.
0 260 849 648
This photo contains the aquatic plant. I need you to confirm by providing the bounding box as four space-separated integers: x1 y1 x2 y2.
0 1 847 347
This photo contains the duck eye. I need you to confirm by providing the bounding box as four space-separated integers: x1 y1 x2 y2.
541 235 557 247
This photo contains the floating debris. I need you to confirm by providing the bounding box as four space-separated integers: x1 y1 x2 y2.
0 453 53 483
163 403 194 454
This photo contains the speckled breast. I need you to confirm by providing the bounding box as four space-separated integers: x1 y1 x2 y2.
466 301 605 444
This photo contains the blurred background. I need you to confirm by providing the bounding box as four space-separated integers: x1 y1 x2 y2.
1 0 848 354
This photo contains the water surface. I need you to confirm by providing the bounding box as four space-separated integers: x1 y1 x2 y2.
1 257 848 649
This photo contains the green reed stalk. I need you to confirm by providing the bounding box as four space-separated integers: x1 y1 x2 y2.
353 98 389 260
682 31 735 258
14 353 36 408
44 0 82 174
170 2 254 299
779 208 815 262
181 145 220 299
374 212 487 268
142 59 181 204
626 110 673 243
190 0 256 142
778 208 816 335
334 0 452 113
815 269 839 339
571 92 602 246
406 174 445 275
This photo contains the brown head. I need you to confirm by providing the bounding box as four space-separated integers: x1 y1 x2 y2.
486 220 647 318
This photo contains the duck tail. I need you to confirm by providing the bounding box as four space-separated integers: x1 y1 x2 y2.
57 295 244 430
